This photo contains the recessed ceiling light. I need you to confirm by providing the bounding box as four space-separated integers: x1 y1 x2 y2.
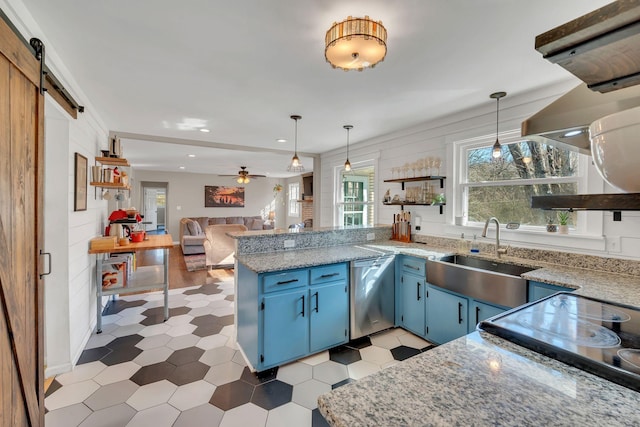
200 128 210 133
188 154 196 158
179 166 185 170
276 138 287 143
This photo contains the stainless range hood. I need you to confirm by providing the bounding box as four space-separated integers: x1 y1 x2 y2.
521 83 640 154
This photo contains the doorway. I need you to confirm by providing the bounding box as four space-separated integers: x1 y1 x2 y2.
140 182 168 233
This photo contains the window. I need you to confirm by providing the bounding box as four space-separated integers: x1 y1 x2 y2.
460 138 582 229
336 165 375 226
288 183 300 216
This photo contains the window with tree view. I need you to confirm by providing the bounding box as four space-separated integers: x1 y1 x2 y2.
463 140 579 228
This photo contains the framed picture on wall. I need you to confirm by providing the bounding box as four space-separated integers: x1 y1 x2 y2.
74 153 88 211
205 186 245 207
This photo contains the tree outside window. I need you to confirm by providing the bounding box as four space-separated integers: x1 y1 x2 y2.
463 140 580 227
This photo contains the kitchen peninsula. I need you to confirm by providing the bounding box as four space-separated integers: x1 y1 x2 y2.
232 227 640 426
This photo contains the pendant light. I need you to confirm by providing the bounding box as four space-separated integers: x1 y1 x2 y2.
287 115 305 173
490 91 506 159
343 124 353 171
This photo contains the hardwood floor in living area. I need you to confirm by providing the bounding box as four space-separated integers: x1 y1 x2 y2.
136 245 233 290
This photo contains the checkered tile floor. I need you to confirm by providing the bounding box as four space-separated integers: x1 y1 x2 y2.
45 275 435 427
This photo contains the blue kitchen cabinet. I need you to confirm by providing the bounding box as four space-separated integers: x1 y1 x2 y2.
397 256 427 337
426 285 468 344
309 281 349 353
236 262 348 372
468 299 507 332
528 280 573 302
262 288 309 367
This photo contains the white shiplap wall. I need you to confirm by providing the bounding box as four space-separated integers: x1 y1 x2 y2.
320 81 640 261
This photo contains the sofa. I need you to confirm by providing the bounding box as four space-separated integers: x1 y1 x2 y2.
204 224 248 269
179 216 272 254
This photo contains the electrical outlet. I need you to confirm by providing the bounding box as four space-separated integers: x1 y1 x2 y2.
606 236 621 253
284 239 295 248
367 232 375 241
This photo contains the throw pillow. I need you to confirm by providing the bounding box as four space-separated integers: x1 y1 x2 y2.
186 219 198 235
250 219 264 230
192 220 203 235
209 217 226 225
196 217 208 231
226 216 244 224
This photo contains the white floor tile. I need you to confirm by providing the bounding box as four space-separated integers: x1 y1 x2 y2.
266 402 311 427
219 403 267 427
85 334 116 350
298 351 329 366
196 334 229 350
168 380 216 411
277 362 313 386
126 403 179 427
199 346 236 366
312 361 349 385
359 346 394 365
369 333 401 349
165 314 194 326
166 334 200 350
94 361 141 386
347 360 381 380
45 380 100 411
111 323 145 337
56 361 106 385
138 323 171 337
204 361 244 386
133 346 173 366
126 379 177 411
398 333 432 349
116 314 146 326
291 379 331 410
166 323 197 337
173 404 224 427
136 333 172 350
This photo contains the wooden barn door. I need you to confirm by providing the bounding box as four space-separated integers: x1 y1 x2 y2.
0 16 45 427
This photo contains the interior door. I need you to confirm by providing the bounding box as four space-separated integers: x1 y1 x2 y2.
143 188 158 231
0 18 46 427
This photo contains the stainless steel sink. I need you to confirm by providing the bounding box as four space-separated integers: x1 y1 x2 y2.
426 255 538 308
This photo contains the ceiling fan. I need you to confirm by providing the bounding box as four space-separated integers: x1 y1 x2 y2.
220 166 266 184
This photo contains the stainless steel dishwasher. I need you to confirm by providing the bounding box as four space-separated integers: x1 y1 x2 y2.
350 255 395 339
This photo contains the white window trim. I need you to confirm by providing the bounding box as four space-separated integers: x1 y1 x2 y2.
450 130 605 251
288 183 300 217
333 159 377 227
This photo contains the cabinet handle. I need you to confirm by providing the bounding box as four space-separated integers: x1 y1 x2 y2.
475 306 480 326
301 295 305 317
416 282 421 301
39 249 52 279
458 302 463 324
277 279 299 285
319 273 339 279
314 292 319 312
404 264 420 271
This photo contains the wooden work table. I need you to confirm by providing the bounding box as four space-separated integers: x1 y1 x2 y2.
89 234 174 333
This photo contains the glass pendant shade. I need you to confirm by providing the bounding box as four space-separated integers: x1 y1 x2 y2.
288 115 305 173
344 124 353 171
490 91 506 159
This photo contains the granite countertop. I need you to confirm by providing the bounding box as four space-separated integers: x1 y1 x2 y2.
310 241 640 426
235 241 452 273
318 331 640 426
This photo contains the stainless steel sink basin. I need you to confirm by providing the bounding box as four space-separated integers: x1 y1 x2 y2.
439 255 536 277
427 256 538 308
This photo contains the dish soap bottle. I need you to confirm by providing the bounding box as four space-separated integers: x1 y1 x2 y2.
457 233 468 252
470 235 480 253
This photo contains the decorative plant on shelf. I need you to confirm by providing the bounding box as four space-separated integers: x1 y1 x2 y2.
557 211 570 234
546 216 558 233
273 184 283 199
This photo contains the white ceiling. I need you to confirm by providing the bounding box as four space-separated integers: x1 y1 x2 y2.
20 0 610 176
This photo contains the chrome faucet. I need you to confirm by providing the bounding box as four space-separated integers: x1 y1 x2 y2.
482 217 507 257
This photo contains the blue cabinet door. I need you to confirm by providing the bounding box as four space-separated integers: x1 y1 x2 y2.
426 285 468 344
262 288 309 368
400 272 426 336
309 281 349 353
468 300 506 332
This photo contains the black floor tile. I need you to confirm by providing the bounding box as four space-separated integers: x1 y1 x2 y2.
214 315 234 326
190 314 219 327
106 334 144 351
224 295 234 302
167 347 205 366
345 336 372 350
167 361 210 386
139 314 165 326
331 378 355 389
76 347 112 365
390 345 421 361
101 345 143 366
45 379 63 397
101 299 146 315
251 380 293 410
329 346 362 365
131 361 177 386
193 323 224 337
209 380 254 410
183 283 221 296
141 306 190 318
240 367 278 385
312 408 331 427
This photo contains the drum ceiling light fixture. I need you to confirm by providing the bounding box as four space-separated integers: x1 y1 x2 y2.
325 16 387 72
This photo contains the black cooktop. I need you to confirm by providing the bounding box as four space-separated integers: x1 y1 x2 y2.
479 292 640 392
